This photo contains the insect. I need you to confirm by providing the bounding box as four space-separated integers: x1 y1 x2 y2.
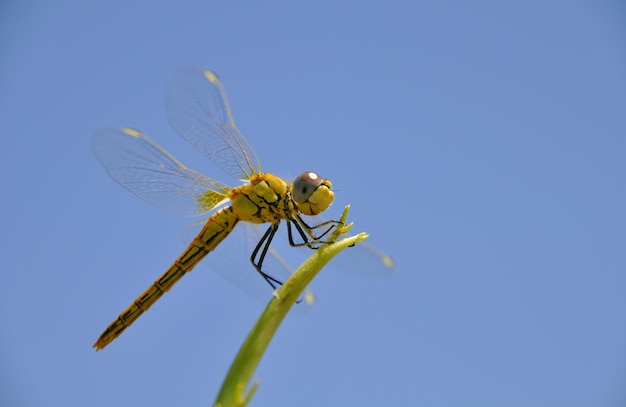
92 67 392 350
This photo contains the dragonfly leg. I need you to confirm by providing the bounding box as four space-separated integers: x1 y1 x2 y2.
250 223 284 289
297 215 339 236
287 216 340 249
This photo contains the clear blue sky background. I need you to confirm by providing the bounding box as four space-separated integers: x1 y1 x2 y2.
1 1 625 406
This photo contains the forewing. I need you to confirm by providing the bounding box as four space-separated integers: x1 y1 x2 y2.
92 127 231 217
166 67 261 180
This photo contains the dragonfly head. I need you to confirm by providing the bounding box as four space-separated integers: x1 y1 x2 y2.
292 171 334 216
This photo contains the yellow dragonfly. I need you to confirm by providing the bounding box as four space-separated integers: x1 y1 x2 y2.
92 67 392 351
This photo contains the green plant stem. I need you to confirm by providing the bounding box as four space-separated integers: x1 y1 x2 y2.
214 205 368 407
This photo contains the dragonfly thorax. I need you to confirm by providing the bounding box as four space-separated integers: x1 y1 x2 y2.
228 173 292 223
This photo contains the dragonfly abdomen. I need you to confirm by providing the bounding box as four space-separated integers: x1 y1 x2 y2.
93 207 239 350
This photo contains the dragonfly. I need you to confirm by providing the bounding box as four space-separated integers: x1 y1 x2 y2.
92 67 392 351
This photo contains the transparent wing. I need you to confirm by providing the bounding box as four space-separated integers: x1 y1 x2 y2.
92 127 232 217
298 214 396 277
331 240 395 278
181 215 393 304
181 220 314 310
166 67 261 181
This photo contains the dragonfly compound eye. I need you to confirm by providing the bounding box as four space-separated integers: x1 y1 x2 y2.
292 171 334 215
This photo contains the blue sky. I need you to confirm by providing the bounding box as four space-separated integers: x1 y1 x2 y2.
2 1 626 406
